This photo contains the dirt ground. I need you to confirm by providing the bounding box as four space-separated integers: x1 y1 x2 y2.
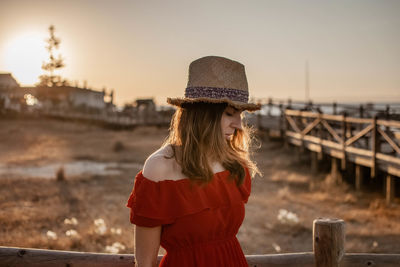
0 118 399 255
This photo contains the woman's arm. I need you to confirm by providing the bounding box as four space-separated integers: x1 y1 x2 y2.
134 147 172 266
134 225 162 267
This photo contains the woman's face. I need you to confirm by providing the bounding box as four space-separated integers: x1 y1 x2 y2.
220 106 243 140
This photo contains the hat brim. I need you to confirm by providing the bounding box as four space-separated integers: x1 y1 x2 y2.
167 97 261 112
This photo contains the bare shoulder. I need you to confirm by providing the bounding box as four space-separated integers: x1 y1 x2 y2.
142 145 184 182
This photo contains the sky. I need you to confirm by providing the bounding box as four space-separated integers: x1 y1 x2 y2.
0 0 399 106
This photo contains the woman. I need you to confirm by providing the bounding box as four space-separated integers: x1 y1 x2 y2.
127 56 260 267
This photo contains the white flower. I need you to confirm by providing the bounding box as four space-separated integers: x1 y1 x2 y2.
94 218 107 235
105 242 126 254
105 245 119 254
277 209 299 225
111 228 122 235
64 217 78 225
66 229 79 237
94 218 105 226
46 230 58 240
272 242 281 252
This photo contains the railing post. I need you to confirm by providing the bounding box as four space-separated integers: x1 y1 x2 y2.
341 112 347 170
386 174 395 205
371 115 379 178
359 104 369 149
385 104 390 133
355 164 363 191
331 157 342 184
333 102 337 115
278 103 284 139
308 100 313 111
318 113 324 160
311 151 319 174
299 112 305 154
385 104 390 120
359 104 364 118
283 107 289 149
313 218 345 267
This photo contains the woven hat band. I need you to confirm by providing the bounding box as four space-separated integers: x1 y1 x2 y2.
185 87 249 103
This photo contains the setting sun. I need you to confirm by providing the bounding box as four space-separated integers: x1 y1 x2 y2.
2 32 47 85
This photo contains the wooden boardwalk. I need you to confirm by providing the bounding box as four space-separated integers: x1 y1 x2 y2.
255 101 400 204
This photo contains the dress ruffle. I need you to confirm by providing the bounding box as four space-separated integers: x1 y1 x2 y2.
127 169 251 227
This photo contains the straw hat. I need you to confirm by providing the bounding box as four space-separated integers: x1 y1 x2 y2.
167 56 261 111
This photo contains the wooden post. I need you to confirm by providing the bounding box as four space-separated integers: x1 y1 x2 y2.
355 165 363 191
385 105 390 120
331 157 337 181
284 108 290 149
333 102 337 115
359 104 369 149
341 113 347 170
331 157 342 184
385 105 390 133
318 151 323 161
359 104 364 118
318 114 324 160
371 115 378 178
386 174 395 205
297 146 303 163
311 151 318 174
313 218 345 267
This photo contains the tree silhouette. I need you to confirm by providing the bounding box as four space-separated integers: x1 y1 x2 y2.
37 25 69 87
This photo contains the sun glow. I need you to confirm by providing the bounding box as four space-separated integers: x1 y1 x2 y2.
3 32 47 85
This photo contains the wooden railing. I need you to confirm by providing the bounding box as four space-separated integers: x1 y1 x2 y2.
1 219 399 267
283 110 400 204
254 97 400 119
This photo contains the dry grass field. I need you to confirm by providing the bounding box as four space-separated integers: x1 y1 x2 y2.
0 118 399 256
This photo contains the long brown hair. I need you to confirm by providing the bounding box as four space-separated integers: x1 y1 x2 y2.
163 102 259 185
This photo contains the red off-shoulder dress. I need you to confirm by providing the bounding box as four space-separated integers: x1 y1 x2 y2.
126 169 251 267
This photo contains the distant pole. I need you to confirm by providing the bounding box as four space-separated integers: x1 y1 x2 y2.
305 60 310 102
